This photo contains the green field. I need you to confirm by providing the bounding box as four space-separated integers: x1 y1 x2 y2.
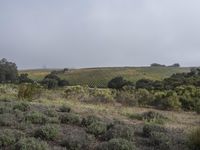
20 67 191 87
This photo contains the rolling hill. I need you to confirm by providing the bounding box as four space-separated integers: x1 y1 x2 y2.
20 67 191 88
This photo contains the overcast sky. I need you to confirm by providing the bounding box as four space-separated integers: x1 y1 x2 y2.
0 0 200 69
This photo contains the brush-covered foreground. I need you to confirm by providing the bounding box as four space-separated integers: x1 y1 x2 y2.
0 84 200 150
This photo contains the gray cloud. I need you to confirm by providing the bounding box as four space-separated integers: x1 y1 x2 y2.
0 0 200 69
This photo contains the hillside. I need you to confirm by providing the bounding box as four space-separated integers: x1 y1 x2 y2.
20 67 191 87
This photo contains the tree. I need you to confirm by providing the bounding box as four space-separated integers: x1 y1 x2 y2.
0 58 18 83
108 77 128 90
135 79 154 90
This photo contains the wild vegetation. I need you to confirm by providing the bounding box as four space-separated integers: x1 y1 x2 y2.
0 58 199 150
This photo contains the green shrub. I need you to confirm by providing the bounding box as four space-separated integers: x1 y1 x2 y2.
0 113 15 126
141 111 167 124
34 124 59 140
149 131 171 150
13 102 30 112
115 91 138 106
0 106 11 114
89 88 114 103
0 129 16 147
188 127 200 150
18 83 41 100
14 137 49 150
0 129 25 148
59 105 71 112
61 130 94 150
95 138 135 150
44 108 58 117
25 112 48 124
86 121 107 136
143 123 166 137
108 76 129 90
81 115 101 127
60 113 81 125
65 85 90 101
103 124 134 141
136 89 154 106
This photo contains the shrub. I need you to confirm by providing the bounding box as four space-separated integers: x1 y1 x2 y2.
103 124 134 141
0 129 16 147
60 113 81 125
81 115 101 127
14 137 49 150
86 121 107 136
61 130 94 150
0 129 25 148
42 78 58 89
34 124 59 140
149 131 171 150
59 105 71 112
13 102 30 112
44 108 58 117
0 106 11 114
115 91 138 106
136 89 154 106
108 76 129 90
65 85 90 101
95 138 135 150
188 127 200 150
141 111 167 124
0 113 15 126
25 112 48 124
89 88 114 103
143 123 166 137
18 83 41 100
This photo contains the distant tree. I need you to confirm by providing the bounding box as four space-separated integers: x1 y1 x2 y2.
168 63 180 67
150 63 166 67
0 58 18 83
108 76 128 90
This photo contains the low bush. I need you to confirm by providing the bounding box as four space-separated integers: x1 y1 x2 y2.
0 113 15 126
141 111 167 124
86 121 107 136
60 113 81 125
81 115 101 127
95 138 135 150
25 112 48 124
65 85 90 101
59 105 71 112
188 127 200 150
44 108 58 117
115 91 138 106
13 102 30 112
143 123 166 137
149 131 171 150
103 124 134 141
0 129 25 148
89 88 114 103
61 130 94 150
18 83 41 100
34 124 59 140
136 89 154 106
195 100 200 114
14 137 49 150
0 129 16 147
0 106 11 114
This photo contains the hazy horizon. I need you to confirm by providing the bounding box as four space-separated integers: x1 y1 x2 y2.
1 0 200 69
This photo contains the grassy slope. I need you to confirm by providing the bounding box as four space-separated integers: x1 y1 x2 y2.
20 67 191 87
